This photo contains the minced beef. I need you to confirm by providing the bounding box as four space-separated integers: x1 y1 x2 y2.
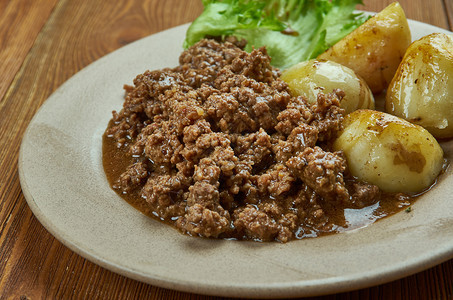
103 38 409 242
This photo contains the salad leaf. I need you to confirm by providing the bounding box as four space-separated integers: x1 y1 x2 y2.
184 0 369 69
183 0 287 48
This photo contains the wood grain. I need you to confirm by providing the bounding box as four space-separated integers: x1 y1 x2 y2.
0 0 452 299
0 0 203 298
0 0 58 102
360 0 450 30
445 0 453 29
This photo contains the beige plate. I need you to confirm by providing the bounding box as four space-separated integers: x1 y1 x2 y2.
19 20 453 298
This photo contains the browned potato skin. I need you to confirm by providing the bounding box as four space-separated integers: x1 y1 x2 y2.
386 33 453 139
281 59 375 114
318 2 411 93
333 109 444 193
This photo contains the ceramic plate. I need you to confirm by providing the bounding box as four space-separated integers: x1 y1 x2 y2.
19 18 453 298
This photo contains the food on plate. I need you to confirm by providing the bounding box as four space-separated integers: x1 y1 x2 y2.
281 59 374 114
104 39 421 243
333 109 444 193
103 0 449 242
184 0 368 69
385 33 453 138
318 2 411 93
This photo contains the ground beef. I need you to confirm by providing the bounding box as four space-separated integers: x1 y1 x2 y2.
286 146 349 205
103 38 407 242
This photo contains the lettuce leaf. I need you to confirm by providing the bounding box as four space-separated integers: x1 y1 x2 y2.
184 0 368 69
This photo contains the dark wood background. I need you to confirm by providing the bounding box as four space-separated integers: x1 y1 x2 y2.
1 0 452 298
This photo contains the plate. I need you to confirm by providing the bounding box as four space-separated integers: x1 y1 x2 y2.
19 19 453 298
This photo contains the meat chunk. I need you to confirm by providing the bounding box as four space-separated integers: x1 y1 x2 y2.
233 205 280 241
286 147 350 204
114 161 149 193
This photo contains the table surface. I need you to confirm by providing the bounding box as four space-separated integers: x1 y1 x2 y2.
1 0 452 299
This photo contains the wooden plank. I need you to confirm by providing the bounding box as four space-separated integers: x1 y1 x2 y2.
360 0 450 30
444 0 453 30
0 0 203 298
0 0 58 102
0 0 9 16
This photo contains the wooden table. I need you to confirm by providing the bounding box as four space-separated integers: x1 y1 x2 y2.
1 0 452 298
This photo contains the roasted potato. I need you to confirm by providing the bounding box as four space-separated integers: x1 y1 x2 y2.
333 109 444 193
386 33 453 138
281 59 374 114
318 2 411 93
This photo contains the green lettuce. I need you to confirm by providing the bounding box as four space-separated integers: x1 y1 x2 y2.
184 0 368 69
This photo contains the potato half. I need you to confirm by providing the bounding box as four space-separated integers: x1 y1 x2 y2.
386 33 453 139
333 109 444 193
318 2 411 93
281 59 374 114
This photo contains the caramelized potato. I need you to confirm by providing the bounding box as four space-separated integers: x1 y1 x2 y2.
318 2 411 93
333 109 444 193
386 33 453 138
281 59 374 114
